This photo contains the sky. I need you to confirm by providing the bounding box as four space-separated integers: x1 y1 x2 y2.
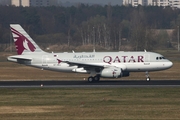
59 0 123 5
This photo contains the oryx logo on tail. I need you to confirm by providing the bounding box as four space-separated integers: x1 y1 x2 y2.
11 27 36 55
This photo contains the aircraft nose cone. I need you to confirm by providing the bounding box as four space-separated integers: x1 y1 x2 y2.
170 61 173 67
167 61 173 68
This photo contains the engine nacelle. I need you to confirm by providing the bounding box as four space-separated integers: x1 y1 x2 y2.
100 67 122 78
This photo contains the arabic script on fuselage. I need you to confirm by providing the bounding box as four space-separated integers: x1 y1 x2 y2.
73 54 95 58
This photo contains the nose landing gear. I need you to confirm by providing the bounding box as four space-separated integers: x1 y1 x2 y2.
146 71 150 81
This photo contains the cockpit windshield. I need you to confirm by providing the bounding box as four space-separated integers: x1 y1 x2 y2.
156 56 166 60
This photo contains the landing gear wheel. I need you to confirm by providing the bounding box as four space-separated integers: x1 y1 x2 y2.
94 75 100 82
146 77 150 81
88 77 94 83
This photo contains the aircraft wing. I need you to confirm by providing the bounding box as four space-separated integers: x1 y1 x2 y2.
59 59 127 71
63 60 110 68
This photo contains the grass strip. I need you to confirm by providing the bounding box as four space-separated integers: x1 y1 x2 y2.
0 88 179 119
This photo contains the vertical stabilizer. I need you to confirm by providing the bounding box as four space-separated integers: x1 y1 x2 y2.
10 24 43 55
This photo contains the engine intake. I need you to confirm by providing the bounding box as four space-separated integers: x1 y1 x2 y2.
100 67 122 78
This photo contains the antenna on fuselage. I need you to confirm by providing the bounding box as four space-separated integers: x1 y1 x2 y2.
72 50 75 53
144 49 147 52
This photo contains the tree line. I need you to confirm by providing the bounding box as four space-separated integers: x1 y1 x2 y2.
0 5 180 51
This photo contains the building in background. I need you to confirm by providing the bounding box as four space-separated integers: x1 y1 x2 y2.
11 0 29 7
1 0 180 8
169 0 180 8
30 0 58 7
148 0 169 7
22 0 30 6
0 0 11 5
1 0 121 7
123 0 180 8
11 0 58 7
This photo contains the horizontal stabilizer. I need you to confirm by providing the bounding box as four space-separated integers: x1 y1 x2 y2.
7 56 32 62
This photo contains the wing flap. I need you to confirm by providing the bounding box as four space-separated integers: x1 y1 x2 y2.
64 61 109 68
59 60 126 71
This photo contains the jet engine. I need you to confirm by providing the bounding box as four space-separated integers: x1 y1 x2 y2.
100 67 122 78
100 67 130 78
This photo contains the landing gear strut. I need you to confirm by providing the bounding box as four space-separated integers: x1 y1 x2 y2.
88 75 100 83
145 71 150 81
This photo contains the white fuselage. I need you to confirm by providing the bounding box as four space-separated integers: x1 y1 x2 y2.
8 51 173 73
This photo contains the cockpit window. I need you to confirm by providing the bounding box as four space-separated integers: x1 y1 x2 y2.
156 56 166 60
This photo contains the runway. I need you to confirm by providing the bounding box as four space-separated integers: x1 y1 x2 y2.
0 80 180 88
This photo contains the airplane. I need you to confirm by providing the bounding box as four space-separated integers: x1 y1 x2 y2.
7 24 173 82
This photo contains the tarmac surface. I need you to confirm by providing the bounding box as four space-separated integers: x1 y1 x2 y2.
0 80 180 88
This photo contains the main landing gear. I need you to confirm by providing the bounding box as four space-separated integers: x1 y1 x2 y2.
146 71 150 81
88 75 100 83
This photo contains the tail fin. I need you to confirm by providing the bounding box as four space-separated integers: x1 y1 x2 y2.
10 24 44 55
